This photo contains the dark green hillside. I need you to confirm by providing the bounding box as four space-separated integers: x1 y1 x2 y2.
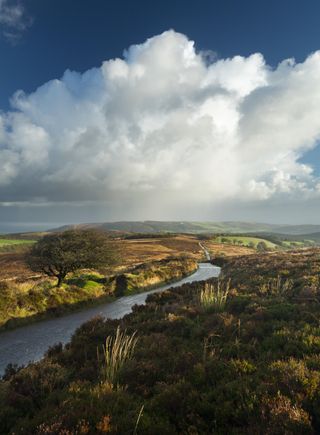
271 225 320 235
295 232 320 243
1 249 320 433
50 221 320 237
50 220 281 234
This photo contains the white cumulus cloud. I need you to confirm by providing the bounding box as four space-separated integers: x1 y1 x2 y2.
1 30 320 218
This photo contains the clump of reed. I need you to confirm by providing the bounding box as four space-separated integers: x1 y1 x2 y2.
98 326 138 388
199 279 230 311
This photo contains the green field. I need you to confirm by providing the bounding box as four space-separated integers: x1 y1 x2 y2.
281 240 305 247
214 235 278 249
0 238 35 246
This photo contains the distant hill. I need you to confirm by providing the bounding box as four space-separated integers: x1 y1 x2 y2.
51 221 275 234
293 231 320 242
50 220 320 236
270 225 320 235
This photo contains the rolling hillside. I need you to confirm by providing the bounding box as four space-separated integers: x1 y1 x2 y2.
50 221 281 234
51 221 320 238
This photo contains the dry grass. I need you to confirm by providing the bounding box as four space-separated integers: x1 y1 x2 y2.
200 280 230 311
0 252 38 281
99 326 138 388
203 241 256 257
115 235 203 270
0 234 252 283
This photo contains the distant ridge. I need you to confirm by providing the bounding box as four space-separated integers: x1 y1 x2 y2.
50 221 320 236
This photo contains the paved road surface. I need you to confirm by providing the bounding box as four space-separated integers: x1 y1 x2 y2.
0 263 220 374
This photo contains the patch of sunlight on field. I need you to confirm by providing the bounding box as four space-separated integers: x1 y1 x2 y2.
0 239 35 246
215 236 277 249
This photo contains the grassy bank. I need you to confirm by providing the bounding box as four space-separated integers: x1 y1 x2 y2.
1 249 320 433
0 257 197 331
110 257 198 296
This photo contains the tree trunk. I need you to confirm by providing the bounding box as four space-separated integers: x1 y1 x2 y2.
56 274 65 287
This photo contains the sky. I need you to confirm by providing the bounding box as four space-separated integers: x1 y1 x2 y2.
1 0 320 232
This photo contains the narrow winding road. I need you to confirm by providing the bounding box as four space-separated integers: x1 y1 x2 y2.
0 261 220 374
199 242 211 261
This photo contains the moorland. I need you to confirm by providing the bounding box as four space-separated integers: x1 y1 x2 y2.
0 227 317 331
0 234 203 330
1 245 320 433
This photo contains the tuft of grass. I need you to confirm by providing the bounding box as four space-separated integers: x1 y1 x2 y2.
258 275 293 296
99 326 138 388
133 404 145 435
200 280 230 311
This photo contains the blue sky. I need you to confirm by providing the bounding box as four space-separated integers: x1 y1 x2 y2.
1 0 320 231
2 0 320 106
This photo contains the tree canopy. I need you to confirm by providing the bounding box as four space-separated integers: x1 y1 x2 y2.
26 230 117 286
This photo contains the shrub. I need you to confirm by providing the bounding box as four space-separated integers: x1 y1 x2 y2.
260 393 313 434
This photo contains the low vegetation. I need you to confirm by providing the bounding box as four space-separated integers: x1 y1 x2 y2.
199 280 230 311
209 233 315 251
3 227 312 331
1 248 320 433
0 238 34 247
201 240 256 257
0 233 251 330
214 235 278 249
0 238 35 253
0 256 197 330
99 327 138 388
